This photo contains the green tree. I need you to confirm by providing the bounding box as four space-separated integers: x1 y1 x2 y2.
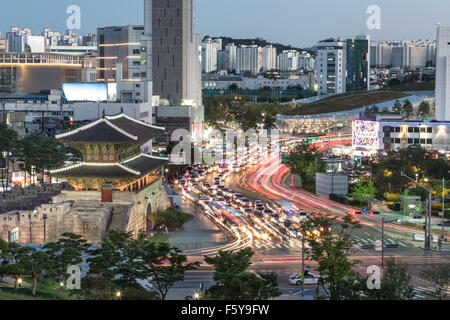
204 247 281 300
132 235 199 300
87 230 139 289
420 264 450 300
392 100 402 112
364 258 415 300
418 101 430 119
43 233 90 284
298 213 361 300
8 246 50 296
402 99 413 119
19 134 67 183
351 182 374 204
286 140 326 191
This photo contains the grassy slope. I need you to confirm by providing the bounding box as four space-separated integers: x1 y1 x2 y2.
286 90 411 116
0 280 74 300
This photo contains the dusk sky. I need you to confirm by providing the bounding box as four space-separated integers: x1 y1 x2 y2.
0 0 448 47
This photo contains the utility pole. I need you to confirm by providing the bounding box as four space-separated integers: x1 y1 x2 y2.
401 172 431 249
442 178 445 236
301 229 305 297
381 218 397 268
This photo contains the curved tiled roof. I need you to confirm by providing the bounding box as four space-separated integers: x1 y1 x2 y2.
55 114 165 143
50 154 168 179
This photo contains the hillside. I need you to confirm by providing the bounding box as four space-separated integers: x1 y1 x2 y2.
285 90 411 116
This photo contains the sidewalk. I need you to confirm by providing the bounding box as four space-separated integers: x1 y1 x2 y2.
371 203 450 233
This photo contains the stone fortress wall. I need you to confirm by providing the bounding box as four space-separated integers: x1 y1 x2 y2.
0 179 171 244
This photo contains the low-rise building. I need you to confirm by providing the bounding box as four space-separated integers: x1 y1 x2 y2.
316 172 348 198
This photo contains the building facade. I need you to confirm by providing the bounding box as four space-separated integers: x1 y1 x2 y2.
316 39 346 95
435 26 450 121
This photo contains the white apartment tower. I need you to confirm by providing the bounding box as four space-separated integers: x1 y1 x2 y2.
316 39 346 95
202 37 222 73
262 45 277 71
236 45 262 74
225 43 237 71
435 26 450 121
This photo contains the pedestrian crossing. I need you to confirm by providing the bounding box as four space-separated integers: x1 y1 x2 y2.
252 236 411 251
253 239 303 250
352 235 409 249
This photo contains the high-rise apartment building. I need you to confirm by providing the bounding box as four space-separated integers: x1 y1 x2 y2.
225 43 237 71
316 39 346 95
202 37 222 73
6 27 31 52
262 45 277 71
435 26 450 121
277 50 299 71
236 45 262 74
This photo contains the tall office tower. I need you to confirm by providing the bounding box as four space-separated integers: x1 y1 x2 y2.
262 45 277 71
143 0 153 103
152 0 201 106
316 39 345 95
225 43 237 71
236 45 262 74
435 26 450 121
277 50 299 71
345 35 370 92
97 25 145 102
202 37 222 73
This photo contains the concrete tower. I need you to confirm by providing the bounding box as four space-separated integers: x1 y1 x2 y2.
143 0 153 103
435 26 450 121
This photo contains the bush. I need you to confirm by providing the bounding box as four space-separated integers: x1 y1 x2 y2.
149 208 193 230
384 192 401 202
122 286 160 300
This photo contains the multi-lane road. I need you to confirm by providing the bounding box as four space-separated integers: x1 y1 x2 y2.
168 136 450 300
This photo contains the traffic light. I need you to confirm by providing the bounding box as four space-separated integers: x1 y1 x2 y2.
70 117 74 126
354 156 359 163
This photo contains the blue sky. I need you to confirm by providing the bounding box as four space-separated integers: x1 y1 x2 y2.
0 0 448 47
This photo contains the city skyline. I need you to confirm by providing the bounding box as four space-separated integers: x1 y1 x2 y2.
0 0 449 48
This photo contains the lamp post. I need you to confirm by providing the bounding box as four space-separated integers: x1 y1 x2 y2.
424 177 446 238
43 213 48 244
301 229 305 297
401 172 431 249
381 218 398 268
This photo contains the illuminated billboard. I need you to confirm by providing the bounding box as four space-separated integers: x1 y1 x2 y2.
63 83 108 102
352 120 380 150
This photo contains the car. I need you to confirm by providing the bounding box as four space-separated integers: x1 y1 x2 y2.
241 199 251 207
289 271 320 286
242 208 253 215
369 211 380 215
351 211 363 215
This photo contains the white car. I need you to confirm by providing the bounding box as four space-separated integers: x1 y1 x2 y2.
289 271 320 286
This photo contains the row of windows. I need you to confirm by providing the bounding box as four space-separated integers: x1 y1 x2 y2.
389 138 432 144
383 126 433 133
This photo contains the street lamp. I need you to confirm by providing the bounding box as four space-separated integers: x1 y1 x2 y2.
424 177 447 238
115 291 121 299
43 213 48 244
380 218 398 268
401 172 432 249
